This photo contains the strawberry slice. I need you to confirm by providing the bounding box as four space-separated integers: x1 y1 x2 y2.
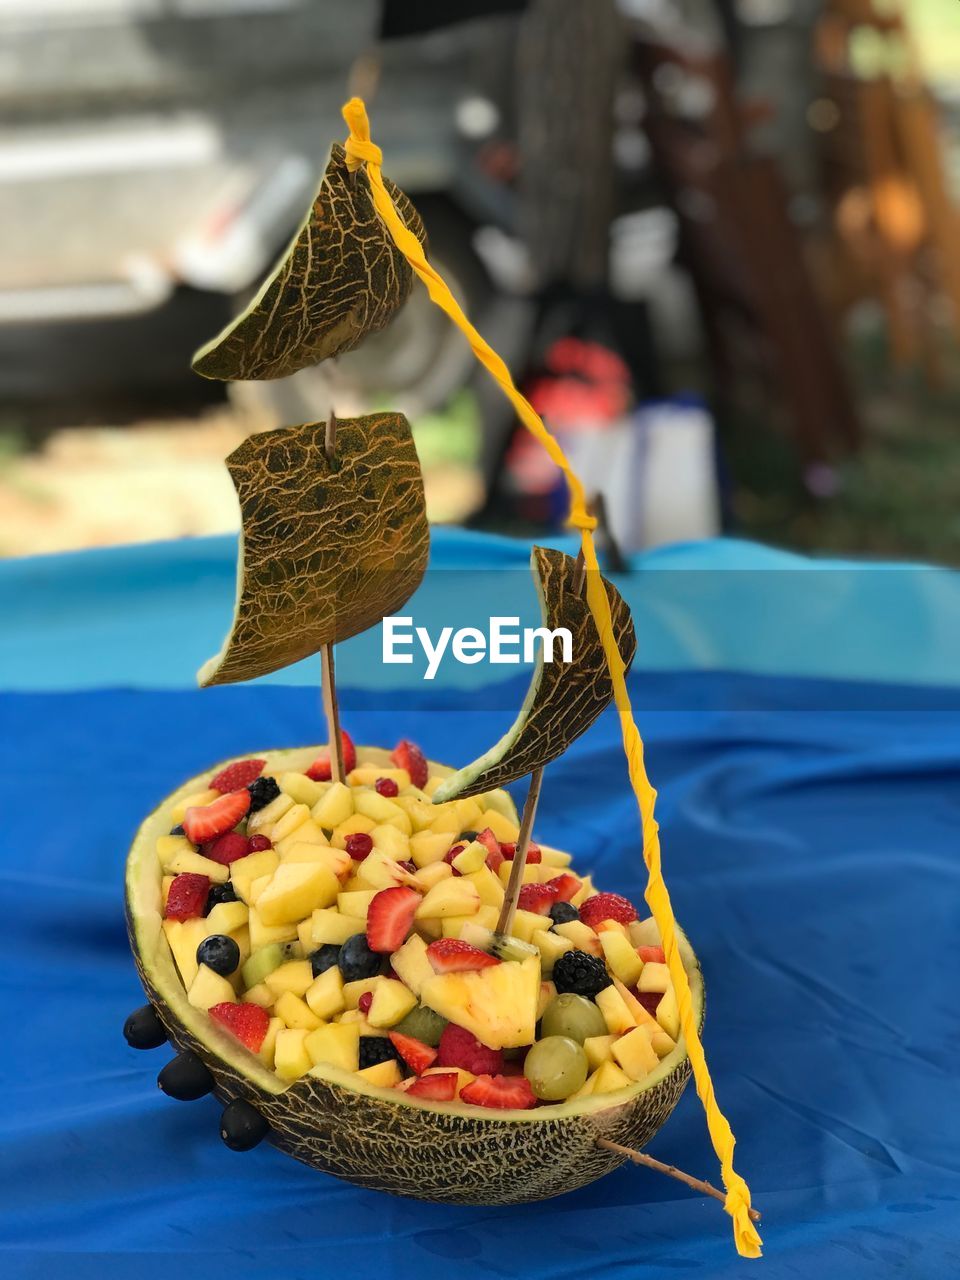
460 1073 537 1110
517 883 559 916
209 1001 270 1053
209 758 265 793
546 873 581 902
388 1031 438 1075
426 939 501 974
201 832 250 865
390 738 428 789
638 945 666 964
366 886 420 953
475 828 505 873
500 841 541 864
437 1024 503 1075
183 790 251 845
305 731 357 781
405 1071 458 1101
579 892 638 929
164 872 210 921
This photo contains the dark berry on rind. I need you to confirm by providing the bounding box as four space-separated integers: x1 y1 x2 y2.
548 901 580 927
123 1004 167 1050
359 1036 403 1070
338 934 386 982
220 1098 270 1151
309 944 341 978
205 882 239 914
196 934 241 976
169 824 185 836
158 1051 213 1101
246 775 281 813
552 949 612 999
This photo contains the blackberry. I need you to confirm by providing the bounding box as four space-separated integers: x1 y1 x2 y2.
309 944 341 978
552 949 612 1000
205 881 239 914
247 775 281 812
359 1036 402 1070
548 901 579 928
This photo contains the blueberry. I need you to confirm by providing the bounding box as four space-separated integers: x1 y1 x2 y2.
205 882 239 914
548 901 580 928
339 933 385 982
552 949 612 999
169 824 185 836
247 775 281 813
196 933 241 976
457 830 478 842
359 1036 402 1070
309 944 341 978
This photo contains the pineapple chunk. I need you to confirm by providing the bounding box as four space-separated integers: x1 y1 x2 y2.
256 862 339 926
231 926 251 966
595 984 637 1035
462 865 504 908
369 824 410 862
390 933 434 997
610 975 675 1058
612 1026 660 1080
274 990 322 1031
567 1070 598 1102
367 978 417 1028
638 962 670 994
356 1059 403 1088
275 1028 312 1080
170 788 219 823
278 772 329 808
258 1015 283 1069
349 766 410 789
441 905 498 938
305 1023 360 1072
509 909 553 944
415 917 443 941
264 959 314 997
156 834 193 868
537 979 557 1020
274 818 329 857
230 849 280 904
329 814 376 848
599 931 644 987
306 907 363 948
477 809 519 842
269 802 314 845
162 917 208 988
538 843 573 868
248 907 298 951
570 875 597 907
583 1033 618 1070
451 796 483 829
628 916 661 949
656 986 680 1040
420 955 540 1049
305 966 346 1020
312 782 354 830
497 860 540 889
247 873 272 905
451 842 487 875
403 799 442 833
167 849 229 884
588 1060 634 1095
203 901 249 937
242 981 275 1009
531 928 574 975
246 791 293 836
415 878 480 920
343 976 384 1009
409 830 453 867
187 964 235 1010
282 844 350 881
355 790 412 833
554 920 602 956
352 848 409 891
337 889 378 920
411 862 453 893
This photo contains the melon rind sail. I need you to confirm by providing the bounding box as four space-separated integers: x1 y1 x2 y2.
432 547 637 802
198 413 429 686
191 143 426 382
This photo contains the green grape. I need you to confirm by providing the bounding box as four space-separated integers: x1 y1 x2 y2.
540 992 608 1044
524 1036 589 1101
393 1004 447 1047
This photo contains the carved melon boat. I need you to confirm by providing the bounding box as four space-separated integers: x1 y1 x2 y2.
127 746 703 1205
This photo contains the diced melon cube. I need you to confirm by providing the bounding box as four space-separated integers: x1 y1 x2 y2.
570 875 597 907
590 1060 634 1094
275 1028 312 1080
539 843 572 868
305 1022 360 1072
656 986 680 1040
369 824 410 861
537 979 557 1020
258 1015 283 1069
367 978 417 1028
264 959 314 997
441 906 498 938
497 860 541 888
628 916 661 949
404 799 442 833
247 873 272 905
248 907 299 951
566 1071 598 1102
232 926 251 966
342 976 383 1009
451 796 483 829
348 766 410 789
415 878 480 920
411 862 453 892
312 782 354 830
509 909 552 944
356 1058 403 1088
278 772 329 808
477 809 519 842
242 982 275 1009
599 931 644 987
167 849 229 884
554 920 602 956
307 907 363 947
247 792 294 836
451 841 487 875
156 834 194 868
187 964 235 1010
274 990 322 1030
595 984 637 1035
463 865 505 908
531 928 574 975
612 1026 660 1080
305 965 346 1020
638 962 670 994
427 807 461 835
415 917 443 941
354 790 411 833
274 818 328 857
256 862 340 926
390 933 434 997
583 1034 618 1070
204 901 249 937
170 788 219 824
230 849 281 904
269 803 312 846
352 848 409 891
162 917 207 988
337 889 378 920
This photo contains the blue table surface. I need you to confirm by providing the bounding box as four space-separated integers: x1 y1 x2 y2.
1 532 958 1280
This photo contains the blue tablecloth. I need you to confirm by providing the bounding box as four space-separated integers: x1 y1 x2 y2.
1 533 958 1280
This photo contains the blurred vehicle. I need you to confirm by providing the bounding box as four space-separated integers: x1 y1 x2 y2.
0 0 522 417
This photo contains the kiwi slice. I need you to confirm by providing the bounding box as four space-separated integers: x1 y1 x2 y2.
460 922 538 964
393 1004 448 1047
240 941 301 989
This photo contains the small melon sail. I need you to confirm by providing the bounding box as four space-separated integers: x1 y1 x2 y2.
198 411 428 686
433 546 636 802
191 143 426 382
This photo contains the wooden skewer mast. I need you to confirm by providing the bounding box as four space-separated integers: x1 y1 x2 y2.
320 408 345 784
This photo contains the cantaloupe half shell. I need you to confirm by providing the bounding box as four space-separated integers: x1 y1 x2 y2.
126 746 703 1204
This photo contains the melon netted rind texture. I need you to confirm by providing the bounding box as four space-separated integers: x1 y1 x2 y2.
127 747 702 1204
432 547 638 803
198 415 429 686
191 144 426 382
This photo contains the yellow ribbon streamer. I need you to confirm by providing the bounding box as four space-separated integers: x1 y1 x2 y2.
342 97 762 1259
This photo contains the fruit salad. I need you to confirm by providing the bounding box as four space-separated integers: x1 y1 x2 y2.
156 738 681 1110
